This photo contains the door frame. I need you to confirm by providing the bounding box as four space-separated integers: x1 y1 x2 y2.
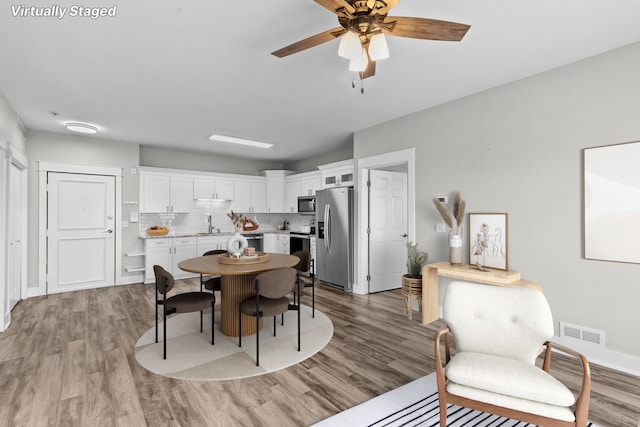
355 148 416 295
37 162 122 296
9 145 28 310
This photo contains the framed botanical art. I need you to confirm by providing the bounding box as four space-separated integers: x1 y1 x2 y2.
469 213 508 270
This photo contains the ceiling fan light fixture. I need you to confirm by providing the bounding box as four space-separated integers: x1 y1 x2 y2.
338 30 362 59
348 47 369 72
65 122 98 134
368 33 389 61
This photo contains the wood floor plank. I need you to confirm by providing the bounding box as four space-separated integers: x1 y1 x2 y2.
0 280 638 426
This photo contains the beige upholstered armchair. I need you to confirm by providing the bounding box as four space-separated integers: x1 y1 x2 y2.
435 281 591 427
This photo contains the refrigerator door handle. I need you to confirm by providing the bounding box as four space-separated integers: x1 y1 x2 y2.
325 204 331 253
327 204 332 253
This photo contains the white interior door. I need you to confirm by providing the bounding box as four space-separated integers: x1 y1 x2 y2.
368 170 407 293
47 172 116 294
8 163 22 309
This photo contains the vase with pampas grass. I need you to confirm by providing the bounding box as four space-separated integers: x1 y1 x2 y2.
432 192 466 265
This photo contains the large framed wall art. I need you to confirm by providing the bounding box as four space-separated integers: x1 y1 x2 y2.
584 141 640 264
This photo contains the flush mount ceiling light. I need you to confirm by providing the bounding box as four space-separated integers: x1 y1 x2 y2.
272 0 470 81
209 134 273 149
65 122 98 134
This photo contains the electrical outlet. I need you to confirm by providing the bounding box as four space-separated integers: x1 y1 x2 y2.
435 223 446 232
436 196 447 203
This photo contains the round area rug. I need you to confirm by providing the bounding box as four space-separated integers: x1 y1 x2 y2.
134 305 333 381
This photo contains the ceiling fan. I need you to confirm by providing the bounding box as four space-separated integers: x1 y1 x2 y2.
272 0 470 80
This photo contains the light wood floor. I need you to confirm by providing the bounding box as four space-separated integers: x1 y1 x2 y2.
0 279 638 427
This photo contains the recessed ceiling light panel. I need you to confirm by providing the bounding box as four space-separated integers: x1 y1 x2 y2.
209 134 273 149
66 122 98 134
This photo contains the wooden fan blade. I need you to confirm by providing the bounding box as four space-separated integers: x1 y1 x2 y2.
375 0 400 15
272 27 345 58
382 16 470 41
314 0 355 14
359 59 376 80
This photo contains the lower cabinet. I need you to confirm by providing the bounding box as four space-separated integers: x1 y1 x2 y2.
276 234 290 254
197 235 227 255
145 237 197 283
263 233 277 253
263 233 290 254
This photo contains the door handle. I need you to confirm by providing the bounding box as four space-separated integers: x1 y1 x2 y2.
402 233 408 238
104 229 113 233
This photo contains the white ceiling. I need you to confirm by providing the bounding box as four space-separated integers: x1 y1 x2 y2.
2 0 640 163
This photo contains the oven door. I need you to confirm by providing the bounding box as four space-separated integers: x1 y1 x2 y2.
290 235 310 254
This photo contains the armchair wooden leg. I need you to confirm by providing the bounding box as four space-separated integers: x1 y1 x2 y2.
211 302 214 345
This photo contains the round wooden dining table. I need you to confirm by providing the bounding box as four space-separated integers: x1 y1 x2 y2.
178 252 300 337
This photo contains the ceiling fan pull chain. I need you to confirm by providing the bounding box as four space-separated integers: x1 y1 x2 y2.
352 74 356 89
361 79 365 94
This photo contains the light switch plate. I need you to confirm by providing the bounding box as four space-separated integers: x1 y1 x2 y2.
435 223 446 232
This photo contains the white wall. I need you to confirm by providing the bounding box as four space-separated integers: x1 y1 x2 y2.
26 131 141 289
140 146 283 175
0 91 26 154
354 42 640 358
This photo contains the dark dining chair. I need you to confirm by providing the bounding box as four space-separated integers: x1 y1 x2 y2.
238 268 300 366
292 250 316 317
201 249 226 293
154 265 216 360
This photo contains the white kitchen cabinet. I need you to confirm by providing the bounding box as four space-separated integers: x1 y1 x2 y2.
275 234 290 254
193 177 234 201
140 174 193 213
233 180 267 213
283 171 322 213
310 236 317 261
299 172 322 196
263 233 277 253
284 180 300 213
263 170 293 213
144 237 197 283
171 237 198 277
197 235 226 255
318 159 354 189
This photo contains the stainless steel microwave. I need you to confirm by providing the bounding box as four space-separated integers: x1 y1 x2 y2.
297 196 316 214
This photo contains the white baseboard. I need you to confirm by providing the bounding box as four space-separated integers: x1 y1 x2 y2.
120 275 144 286
551 335 640 377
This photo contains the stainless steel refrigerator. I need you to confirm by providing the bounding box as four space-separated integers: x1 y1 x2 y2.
315 187 353 291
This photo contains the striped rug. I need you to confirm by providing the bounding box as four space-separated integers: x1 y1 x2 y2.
313 373 598 427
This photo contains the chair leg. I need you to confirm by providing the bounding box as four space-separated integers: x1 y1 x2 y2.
211 301 216 345
297 298 301 351
255 314 260 366
155 304 158 343
273 316 277 337
312 285 315 318
238 306 242 347
163 308 167 360
200 310 203 332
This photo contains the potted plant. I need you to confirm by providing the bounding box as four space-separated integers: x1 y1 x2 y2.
402 241 427 319
432 191 466 265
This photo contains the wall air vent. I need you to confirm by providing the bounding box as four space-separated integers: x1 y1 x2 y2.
559 321 605 346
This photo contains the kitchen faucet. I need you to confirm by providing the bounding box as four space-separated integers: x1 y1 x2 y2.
207 214 219 234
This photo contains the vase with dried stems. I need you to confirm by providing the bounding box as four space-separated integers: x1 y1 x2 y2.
432 192 466 265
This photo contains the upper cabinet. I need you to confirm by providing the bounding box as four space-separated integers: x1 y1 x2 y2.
262 170 295 214
140 173 193 213
283 170 322 213
233 179 267 213
193 177 234 200
318 159 354 188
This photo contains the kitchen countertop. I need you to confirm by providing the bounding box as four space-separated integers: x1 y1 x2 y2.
140 229 294 239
